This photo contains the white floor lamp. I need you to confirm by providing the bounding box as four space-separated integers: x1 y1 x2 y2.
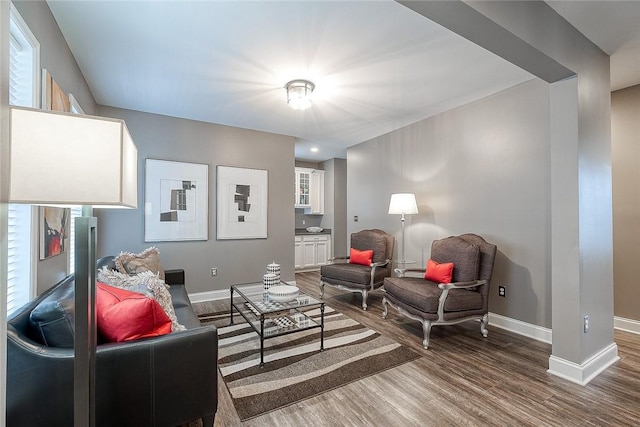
388 193 418 264
9 106 138 426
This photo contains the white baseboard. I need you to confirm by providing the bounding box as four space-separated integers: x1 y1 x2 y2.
188 289 229 303
188 280 299 304
488 312 552 344
489 312 640 341
488 312 621 385
547 343 619 386
614 316 640 334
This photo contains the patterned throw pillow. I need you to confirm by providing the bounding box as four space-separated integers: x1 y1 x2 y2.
115 247 165 280
97 267 185 332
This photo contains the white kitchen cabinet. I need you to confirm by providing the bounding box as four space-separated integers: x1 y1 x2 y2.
295 167 324 214
308 170 325 214
315 236 329 265
295 234 331 269
295 168 311 207
294 236 303 269
302 239 317 267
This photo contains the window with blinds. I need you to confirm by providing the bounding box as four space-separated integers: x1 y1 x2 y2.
6 205 32 314
7 5 39 315
68 206 83 273
9 7 36 108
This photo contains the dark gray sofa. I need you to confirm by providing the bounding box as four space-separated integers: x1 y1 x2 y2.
6 256 218 427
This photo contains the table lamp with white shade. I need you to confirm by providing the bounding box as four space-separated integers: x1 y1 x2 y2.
388 193 418 265
8 106 138 426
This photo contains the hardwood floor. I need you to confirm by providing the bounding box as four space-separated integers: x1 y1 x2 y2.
194 271 640 426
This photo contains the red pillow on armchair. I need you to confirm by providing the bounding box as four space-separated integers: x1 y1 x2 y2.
349 248 373 266
424 258 454 283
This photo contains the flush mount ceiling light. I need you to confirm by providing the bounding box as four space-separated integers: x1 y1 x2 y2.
285 79 315 111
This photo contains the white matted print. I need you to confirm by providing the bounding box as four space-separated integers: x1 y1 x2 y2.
217 166 268 239
145 159 208 242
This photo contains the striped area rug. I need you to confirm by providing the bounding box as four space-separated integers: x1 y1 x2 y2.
202 307 420 420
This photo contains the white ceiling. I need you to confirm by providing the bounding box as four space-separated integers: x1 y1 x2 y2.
547 0 640 92
46 1 640 162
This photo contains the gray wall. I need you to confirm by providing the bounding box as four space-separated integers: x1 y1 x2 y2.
13 0 97 294
96 106 296 294
320 158 348 258
294 209 322 229
348 79 551 326
332 158 348 258
612 84 640 321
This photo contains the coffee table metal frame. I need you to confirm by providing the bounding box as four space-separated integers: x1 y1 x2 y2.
229 282 325 367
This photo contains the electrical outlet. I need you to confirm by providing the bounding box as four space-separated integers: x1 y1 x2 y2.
354 215 359 222
584 315 589 333
210 267 218 277
302 220 306 225
498 285 506 297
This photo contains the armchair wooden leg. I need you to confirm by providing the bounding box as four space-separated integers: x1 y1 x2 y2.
361 290 368 311
319 281 324 299
422 320 432 349
480 313 489 338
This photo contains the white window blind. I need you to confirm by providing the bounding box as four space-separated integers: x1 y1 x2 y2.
68 206 83 273
6 205 32 315
9 11 35 108
7 5 39 315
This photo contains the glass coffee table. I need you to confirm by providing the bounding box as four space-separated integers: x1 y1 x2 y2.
229 282 325 367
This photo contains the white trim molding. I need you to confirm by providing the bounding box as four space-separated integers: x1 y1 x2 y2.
488 312 552 344
548 343 619 386
189 289 229 304
614 316 640 335
188 280 299 304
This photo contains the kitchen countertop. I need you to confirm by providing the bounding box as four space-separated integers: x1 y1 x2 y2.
295 228 331 236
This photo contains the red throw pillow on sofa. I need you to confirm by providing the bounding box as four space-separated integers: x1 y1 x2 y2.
96 282 172 342
349 248 373 266
424 258 454 283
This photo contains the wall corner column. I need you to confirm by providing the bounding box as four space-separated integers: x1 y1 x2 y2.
397 0 617 384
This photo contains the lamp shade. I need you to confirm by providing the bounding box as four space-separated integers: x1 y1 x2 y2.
388 193 418 215
9 106 137 208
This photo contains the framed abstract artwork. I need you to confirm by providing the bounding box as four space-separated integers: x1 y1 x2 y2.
40 206 70 260
216 166 268 239
144 159 208 242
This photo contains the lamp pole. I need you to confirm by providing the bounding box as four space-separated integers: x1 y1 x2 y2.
388 193 418 269
400 212 407 264
74 216 97 427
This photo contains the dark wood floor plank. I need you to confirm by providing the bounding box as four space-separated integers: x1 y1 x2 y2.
197 270 640 427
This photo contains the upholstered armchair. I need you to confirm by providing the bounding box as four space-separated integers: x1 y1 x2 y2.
320 229 394 310
382 233 497 349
